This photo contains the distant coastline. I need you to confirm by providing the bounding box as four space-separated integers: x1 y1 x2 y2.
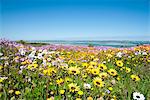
15 40 150 48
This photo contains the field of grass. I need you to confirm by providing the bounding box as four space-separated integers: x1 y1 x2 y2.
0 40 150 100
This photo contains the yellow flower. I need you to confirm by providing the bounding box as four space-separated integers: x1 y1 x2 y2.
82 63 88 67
27 63 38 69
0 65 3 70
91 68 100 75
43 67 57 76
117 76 120 81
27 64 33 70
47 97 54 100
68 83 80 92
0 78 4 83
90 61 97 66
15 91 21 95
33 63 38 68
78 90 83 95
125 67 131 73
68 60 75 64
56 78 64 85
108 69 117 76
76 98 82 100
99 72 108 79
82 73 87 78
59 89 65 94
43 69 48 75
108 87 113 91
131 75 140 81
116 60 123 67
98 64 107 71
87 96 93 100
68 67 80 75
93 77 105 87
65 77 72 82
61 65 68 69
21 61 27 65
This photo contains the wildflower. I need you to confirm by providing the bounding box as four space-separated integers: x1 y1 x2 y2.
0 65 3 70
56 78 64 85
76 98 82 100
87 96 93 100
131 75 140 81
82 73 87 78
15 91 21 95
117 76 120 81
0 77 5 83
91 68 100 75
106 90 110 94
90 61 97 66
68 83 80 92
68 60 75 64
116 52 123 58
59 89 65 94
98 64 107 71
47 97 54 100
43 69 48 75
78 90 83 95
37 53 43 59
99 72 108 79
0 53 3 56
65 77 72 82
82 63 88 67
108 87 113 91
68 67 80 75
133 92 145 100
111 80 116 85
84 83 91 89
8 90 14 94
125 67 131 73
97 97 104 100
108 69 117 76
116 60 123 67
93 77 105 87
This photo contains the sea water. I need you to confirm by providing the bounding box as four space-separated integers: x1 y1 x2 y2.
27 40 150 48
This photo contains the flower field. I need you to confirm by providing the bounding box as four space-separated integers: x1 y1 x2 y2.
0 39 150 100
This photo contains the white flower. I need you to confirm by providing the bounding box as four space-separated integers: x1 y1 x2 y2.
38 49 43 52
128 56 131 58
48 51 56 54
102 61 106 64
52 61 58 66
28 53 35 58
20 66 25 69
0 52 3 56
135 52 139 55
31 47 36 51
133 92 145 100
116 52 123 58
42 59 47 66
84 83 91 89
37 53 43 59
142 52 147 55
42 49 48 54
19 48 26 55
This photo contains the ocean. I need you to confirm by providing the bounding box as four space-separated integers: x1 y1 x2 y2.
27 40 150 48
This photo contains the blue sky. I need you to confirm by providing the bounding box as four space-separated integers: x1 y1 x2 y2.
0 0 149 40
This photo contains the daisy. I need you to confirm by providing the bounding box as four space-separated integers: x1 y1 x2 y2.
133 92 145 100
84 83 91 89
93 77 105 87
116 52 123 58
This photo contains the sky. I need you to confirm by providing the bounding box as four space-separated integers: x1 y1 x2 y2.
0 0 150 40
